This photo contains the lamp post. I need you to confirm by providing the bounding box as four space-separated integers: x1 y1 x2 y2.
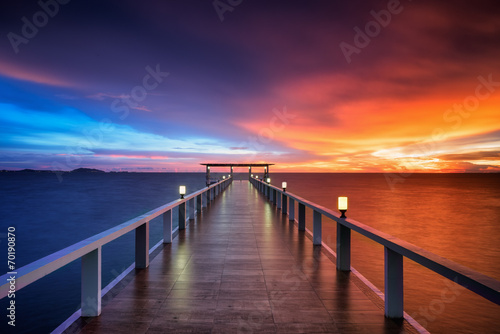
282 181 287 192
338 196 348 218
179 186 186 199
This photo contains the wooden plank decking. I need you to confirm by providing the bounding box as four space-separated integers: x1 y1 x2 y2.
71 181 417 334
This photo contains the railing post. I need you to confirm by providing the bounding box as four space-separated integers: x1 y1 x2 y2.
336 223 351 271
282 193 287 215
277 190 282 209
205 188 210 205
81 247 101 317
313 210 322 245
135 221 149 268
179 202 186 230
189 198 195 220
385 247 404 318
197 194 202 212
163 209 172 244
298 203 305 231
288 198 294 221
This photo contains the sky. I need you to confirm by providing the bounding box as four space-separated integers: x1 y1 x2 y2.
1 0 499 172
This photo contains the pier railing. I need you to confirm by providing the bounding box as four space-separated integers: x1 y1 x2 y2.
0 177 232 317
250 177 500 319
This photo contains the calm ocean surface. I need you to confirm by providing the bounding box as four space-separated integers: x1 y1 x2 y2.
0 172 499 333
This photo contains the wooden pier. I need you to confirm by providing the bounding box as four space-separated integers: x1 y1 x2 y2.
68 181 417 333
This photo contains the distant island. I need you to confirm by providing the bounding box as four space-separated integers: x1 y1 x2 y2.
70 168 106 173
1 168 106 173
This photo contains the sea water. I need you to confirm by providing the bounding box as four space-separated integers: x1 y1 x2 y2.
0 172 499 333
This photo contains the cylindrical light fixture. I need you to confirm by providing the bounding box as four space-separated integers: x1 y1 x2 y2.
223 175 226 179
266 177 271 184
338 196 348 218
179 185 186 199
282 181 287 192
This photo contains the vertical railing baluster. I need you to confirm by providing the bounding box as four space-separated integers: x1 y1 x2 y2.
81 247 101 317
135 221 149 268
336 223 351 271
277 190 282 209
385 247 404 318
163 210 172 244
313 210 322 245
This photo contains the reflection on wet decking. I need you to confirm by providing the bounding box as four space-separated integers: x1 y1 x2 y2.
73 181 417 334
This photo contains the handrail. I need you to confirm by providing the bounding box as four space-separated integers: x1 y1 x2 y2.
250 177 500 318
0 177 233 315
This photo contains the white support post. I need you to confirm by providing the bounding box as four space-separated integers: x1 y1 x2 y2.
385 247 404 318
179 202 186 230
163 210 172 244
313 210 322 245
81 247 101 317
135 221 149 269
288 198 295 221
336 223 351 271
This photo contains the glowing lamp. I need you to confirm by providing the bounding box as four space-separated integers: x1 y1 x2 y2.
179 186 186 199
282 182 287 192
266 178 271 184
223 176 226 179
251 174 253 177
338 196 348 218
